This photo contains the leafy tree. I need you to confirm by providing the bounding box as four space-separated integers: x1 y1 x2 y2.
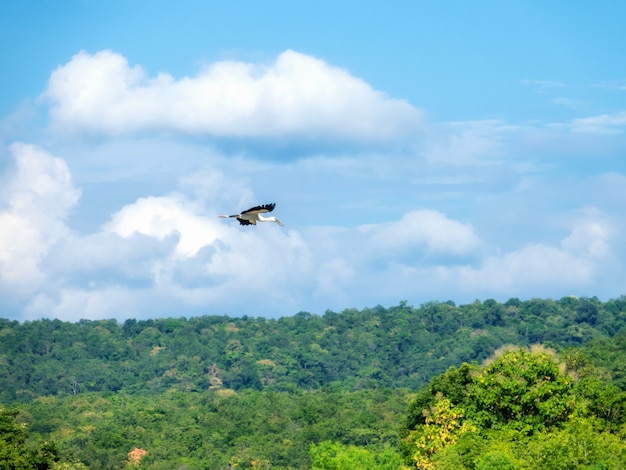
475 451 520 470
573 377 626 431
576 299 599 326
524 417 626 469
0 407 59 470
310 441 401 470
468 346 574 430
403 346 626 469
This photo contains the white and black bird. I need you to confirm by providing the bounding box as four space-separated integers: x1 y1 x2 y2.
219 203 284 226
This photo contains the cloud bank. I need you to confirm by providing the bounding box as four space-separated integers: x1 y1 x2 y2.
0 142 615 321
0 49 623 321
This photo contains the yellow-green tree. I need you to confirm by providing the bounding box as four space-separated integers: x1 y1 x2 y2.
403 396 474 469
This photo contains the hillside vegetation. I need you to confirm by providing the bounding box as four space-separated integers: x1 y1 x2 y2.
1 296 626 468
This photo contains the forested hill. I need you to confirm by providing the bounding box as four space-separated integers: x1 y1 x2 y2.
2 296 626 402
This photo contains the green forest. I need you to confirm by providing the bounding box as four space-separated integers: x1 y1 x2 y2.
2 296 626 469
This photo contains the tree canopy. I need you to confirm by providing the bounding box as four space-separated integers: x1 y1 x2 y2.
2 296 626 468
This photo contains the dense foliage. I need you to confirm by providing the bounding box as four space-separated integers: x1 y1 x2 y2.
0 407 59 470
1 296 626 468
2 296 625 401
15 388 404 469
401 345 626 469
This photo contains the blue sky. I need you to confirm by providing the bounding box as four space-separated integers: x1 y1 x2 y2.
1 1 626 321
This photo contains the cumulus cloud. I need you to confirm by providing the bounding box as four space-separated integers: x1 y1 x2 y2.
297 206 617 309
103 194 221 257
462 244 596 291
0 143 315 319
42 49 421 141
79 187 314 316
561 210 612 259
42 231 177 284
25 287 142 322
444 210 614 296
361 209 482 256
0 143 79 293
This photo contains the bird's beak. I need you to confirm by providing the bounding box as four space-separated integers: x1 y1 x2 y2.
276 219 284 226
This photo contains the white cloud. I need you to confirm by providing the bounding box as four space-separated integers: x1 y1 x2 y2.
361 209 482 256
0 143 79 293
561 208 613 259
463 244 596 291
25 287 141 322
103 194 220 257
446 210 614 295
95 186 315 314
298 207 616 308
42 231 176 282
571 111 626 134
42 49 421 141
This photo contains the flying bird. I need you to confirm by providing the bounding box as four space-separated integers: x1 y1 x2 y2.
219 203 284 226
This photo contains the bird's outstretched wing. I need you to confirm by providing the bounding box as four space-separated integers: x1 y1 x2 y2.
237 218 255 225
242 203 275 215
